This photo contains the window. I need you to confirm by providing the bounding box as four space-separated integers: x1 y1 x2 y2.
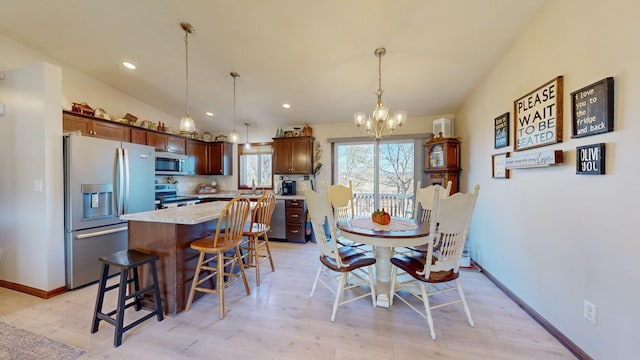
238 143 273 190
333 138 421 218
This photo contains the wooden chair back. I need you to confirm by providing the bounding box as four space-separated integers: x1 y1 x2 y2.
250 191 276 230
326 181 355 221
424 185 479 274
213 196 251 247
304 189 344 268
414 180 452 224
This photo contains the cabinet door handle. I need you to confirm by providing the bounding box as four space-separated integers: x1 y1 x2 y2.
291 214 299 218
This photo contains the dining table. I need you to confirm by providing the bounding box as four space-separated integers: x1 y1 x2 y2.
337 216 430 308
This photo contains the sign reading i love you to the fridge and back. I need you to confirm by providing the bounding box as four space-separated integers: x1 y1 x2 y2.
571 77 614 138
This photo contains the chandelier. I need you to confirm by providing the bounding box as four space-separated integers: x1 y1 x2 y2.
179 22 196 134
229 72 240 143
354 47 407 141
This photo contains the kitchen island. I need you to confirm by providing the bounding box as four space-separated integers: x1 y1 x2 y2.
121 201 234 315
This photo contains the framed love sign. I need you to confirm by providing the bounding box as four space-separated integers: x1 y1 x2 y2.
514 76 563 151
571 77 614 138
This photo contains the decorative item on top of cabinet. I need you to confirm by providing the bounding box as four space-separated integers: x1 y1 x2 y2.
285 199 307 243
272 136 314 174
424 136 461 192
71 102 95 116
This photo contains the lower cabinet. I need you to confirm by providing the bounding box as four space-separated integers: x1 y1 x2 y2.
285 199 307 243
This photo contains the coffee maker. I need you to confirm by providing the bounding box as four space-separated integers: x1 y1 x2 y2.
282 180 296 195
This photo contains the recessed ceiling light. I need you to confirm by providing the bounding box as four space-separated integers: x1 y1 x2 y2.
122 61 136 70
205 112 215 117
282 103 291 109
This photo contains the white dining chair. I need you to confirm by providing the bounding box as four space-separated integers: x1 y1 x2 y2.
390 185 480 339
304 188 376 322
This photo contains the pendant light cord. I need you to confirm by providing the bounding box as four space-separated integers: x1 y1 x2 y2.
184 31 190 116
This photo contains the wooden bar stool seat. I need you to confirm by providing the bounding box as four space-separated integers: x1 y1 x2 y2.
90 249 164 347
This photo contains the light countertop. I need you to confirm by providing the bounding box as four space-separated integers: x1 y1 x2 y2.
195 192 305 201
120 201 230 225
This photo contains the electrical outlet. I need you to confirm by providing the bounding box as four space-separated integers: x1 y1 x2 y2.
584 300 597 324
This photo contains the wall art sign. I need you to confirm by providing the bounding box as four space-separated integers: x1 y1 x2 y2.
514 76 563 151
576 143 605 175
494 112 510 149
492 152 510 179
505 150 563 169
571 77 614 138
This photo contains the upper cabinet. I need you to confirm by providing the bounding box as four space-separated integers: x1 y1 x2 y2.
63 111 130 142
207 142 233 175
272 136 314 174
186 140 207 175
147 132 186 154
63 110 232 175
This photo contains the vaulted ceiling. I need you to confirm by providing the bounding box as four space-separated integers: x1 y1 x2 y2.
0 0 543 133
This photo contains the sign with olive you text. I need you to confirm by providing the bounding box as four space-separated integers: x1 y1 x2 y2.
514 76 563 151
576 143 605 175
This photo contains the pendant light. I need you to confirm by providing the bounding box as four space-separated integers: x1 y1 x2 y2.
354 47 407 141
244 122 251 149
229 72 240 143
179 22 196 134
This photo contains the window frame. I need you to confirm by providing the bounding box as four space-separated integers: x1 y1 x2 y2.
237 141 274 190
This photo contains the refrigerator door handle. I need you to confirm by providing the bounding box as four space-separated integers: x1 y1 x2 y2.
123 148 130 214
75 226 128 239
116 148 125 216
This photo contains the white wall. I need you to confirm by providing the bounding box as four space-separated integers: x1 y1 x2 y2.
456 1 638 358
0 33 178 291
0 62 64 290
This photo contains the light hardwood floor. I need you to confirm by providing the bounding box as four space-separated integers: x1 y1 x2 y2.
0 241 575 359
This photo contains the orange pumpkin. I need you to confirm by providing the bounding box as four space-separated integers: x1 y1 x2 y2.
371 209 382 223
379 209 391 225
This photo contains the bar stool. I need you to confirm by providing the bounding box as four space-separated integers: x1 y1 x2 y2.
91 249 164 347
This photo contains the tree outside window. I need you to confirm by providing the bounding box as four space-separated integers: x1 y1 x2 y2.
238 143 273 190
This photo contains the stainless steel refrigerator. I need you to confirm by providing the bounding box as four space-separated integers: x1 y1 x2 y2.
64 134 155 289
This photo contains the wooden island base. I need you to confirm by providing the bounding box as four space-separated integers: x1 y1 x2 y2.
128 219 219 315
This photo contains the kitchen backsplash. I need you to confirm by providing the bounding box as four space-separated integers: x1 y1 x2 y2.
155 173 314 195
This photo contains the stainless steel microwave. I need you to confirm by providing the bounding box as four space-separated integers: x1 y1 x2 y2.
155 152 187 175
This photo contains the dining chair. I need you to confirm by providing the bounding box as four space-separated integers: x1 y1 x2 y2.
325 181 370 252
304 188 377 322
414 180 452 225
240 191 276 286
397 180 453 255
390 184 480 339
186 196 251 319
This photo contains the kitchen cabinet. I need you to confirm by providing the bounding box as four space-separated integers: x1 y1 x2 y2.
130 128 148 145
186 140 207 175
272 136 314 174
285 199 307 243
147 132 186 154
63 111 130 142
424 136 461 193
206 142 233 175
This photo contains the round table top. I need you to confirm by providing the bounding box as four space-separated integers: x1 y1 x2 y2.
338 217 429 238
